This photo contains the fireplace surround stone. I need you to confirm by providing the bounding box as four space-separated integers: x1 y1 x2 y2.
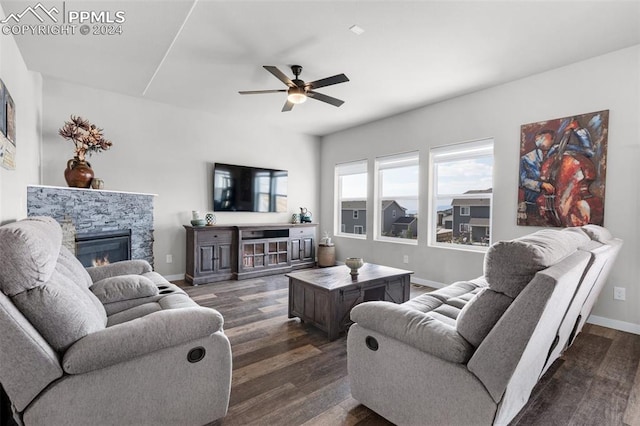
26 185 156 266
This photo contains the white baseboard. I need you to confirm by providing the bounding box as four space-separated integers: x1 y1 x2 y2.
411 277 446 289
587 315 640 335
163 274 185 282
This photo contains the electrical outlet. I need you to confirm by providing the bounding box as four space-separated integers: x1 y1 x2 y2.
403 255 409 264
614 286 626 301
166 254 173 264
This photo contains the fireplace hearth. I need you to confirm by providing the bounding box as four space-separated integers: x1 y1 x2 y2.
76 229 132 267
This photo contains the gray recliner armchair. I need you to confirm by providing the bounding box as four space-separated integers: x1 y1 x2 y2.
0 216 232 425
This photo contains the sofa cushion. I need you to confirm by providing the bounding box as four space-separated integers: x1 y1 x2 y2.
0 216 62 296
581 224 614 242
484 228 589 298
57 246 94 290
12 266 108 352
456 288 513 347
91 275 159 304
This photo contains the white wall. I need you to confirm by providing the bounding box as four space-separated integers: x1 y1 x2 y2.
0 3 42 224
42 78 320 276
320 46 640 330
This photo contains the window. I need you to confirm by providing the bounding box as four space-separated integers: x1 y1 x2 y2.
335 160 368 238
429 139 493 251
375 152 419 243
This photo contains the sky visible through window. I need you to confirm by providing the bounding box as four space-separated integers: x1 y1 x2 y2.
381 165 419 214
341 159 492 213
436 156 493 209
341 173 367 199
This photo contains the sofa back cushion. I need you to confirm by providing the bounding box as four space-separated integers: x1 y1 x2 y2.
0 217 107 352
0 216 62 296
483 228 589 298
456 288 513 347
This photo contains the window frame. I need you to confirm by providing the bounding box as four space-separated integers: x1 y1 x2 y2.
428 139 494 252
460 206 470 216
335 160 368 240
374 151 419 245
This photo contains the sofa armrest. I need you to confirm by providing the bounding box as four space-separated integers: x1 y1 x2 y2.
62 307 223 374
86 260 153 283
350 301 474 363
90 274 159 304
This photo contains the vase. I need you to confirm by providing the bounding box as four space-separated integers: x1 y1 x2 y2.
345 257 364 278
64 158 94 188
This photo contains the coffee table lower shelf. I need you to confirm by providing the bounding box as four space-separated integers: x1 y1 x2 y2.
286 263 412 340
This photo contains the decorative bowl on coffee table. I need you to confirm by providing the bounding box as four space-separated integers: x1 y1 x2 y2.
345 257 364 278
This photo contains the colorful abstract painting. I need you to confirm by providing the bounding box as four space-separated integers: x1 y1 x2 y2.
518 110 609 227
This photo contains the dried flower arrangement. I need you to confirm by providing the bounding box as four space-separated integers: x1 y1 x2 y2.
59 115 112 161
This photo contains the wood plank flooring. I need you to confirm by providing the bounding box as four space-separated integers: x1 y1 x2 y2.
177 274 640 426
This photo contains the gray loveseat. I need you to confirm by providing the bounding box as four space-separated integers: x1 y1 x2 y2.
347 225 622 425
0 216 232 425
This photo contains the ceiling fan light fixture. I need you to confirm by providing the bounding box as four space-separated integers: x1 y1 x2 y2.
287 87 307 104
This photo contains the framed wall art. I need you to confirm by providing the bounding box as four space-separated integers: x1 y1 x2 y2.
517 110 609 227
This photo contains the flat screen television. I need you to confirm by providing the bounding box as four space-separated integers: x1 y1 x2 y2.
213 163 288 212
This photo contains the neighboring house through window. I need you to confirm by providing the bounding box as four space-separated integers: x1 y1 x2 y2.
335 160 368 237
429 139 493 250
375 152 419 242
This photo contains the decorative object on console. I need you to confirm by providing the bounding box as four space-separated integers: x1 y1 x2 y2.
91 178 104 189
299 207 312 223
190 219 206 227
291 213 299 224
345 257 364 278
517 110 608 227
59 115 112 188
205 212 216 226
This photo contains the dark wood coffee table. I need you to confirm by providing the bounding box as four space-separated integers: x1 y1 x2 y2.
286 263 413 340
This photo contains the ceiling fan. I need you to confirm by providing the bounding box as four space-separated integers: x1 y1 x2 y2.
239 65 349 112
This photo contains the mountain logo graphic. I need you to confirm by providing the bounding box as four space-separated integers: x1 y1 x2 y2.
1 3 59 24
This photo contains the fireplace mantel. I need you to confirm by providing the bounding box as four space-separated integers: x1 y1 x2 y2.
27 185 158 197
26 185 156 266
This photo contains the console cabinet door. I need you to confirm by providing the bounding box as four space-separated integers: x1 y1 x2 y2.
301 237 314 261
217 243 232 272
290 239 301 261
199 245 215 273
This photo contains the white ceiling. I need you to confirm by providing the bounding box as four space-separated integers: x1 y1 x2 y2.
3 0 640 136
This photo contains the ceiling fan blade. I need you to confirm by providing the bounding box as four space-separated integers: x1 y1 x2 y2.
282 100 295 112
239 89 287 95
306 74 349 90
264 66 296 87
307 91 344 107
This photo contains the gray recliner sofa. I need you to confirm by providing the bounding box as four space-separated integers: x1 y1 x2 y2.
347 225 622 425
0 216 232 426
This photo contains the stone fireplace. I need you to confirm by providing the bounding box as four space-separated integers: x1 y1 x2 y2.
76 229 132 267
26 185 156 266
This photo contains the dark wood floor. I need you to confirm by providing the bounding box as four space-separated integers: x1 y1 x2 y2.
176 274 640 426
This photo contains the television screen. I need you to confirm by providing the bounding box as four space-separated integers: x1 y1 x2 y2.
213 163 288 212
